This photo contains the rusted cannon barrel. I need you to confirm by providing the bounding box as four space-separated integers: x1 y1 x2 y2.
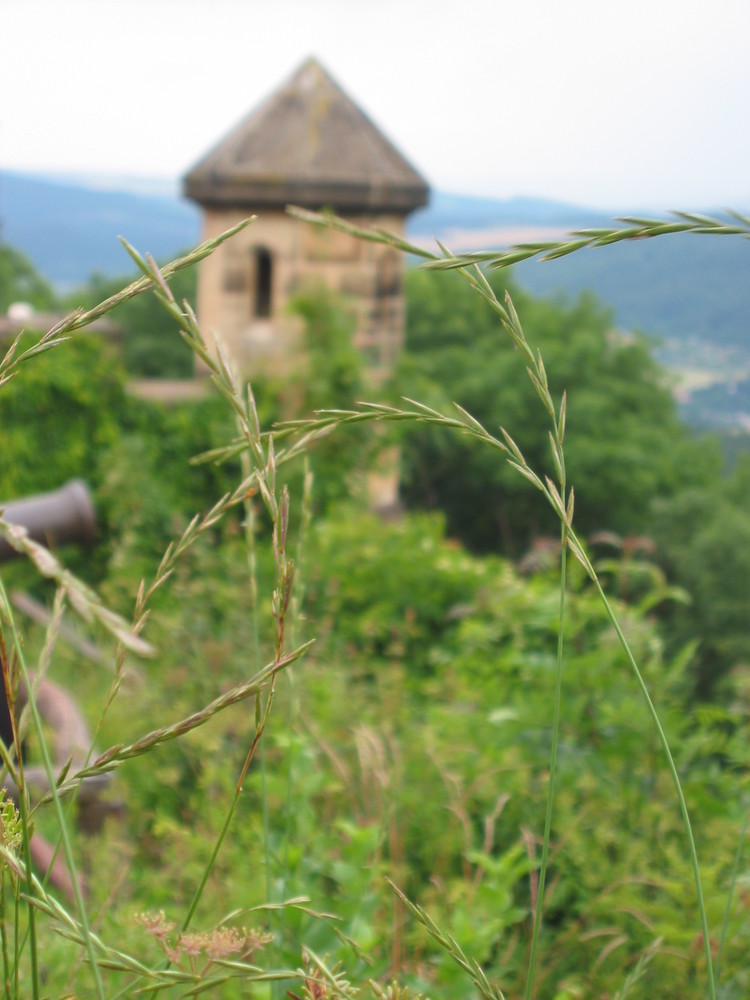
0 480 96 562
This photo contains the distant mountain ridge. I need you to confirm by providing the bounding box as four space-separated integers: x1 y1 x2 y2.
0 170 202 289
410 190 610 234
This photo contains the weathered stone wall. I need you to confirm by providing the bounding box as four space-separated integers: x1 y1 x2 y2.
196 208 406 380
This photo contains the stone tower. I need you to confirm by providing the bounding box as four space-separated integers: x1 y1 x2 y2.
182 57 429 380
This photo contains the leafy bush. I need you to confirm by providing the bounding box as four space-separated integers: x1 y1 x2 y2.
0 332 127 500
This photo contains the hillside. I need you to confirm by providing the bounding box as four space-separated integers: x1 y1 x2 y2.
0 170 201 289
515 229 750 348
409 189 610 234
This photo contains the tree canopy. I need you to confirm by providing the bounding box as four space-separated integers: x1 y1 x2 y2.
398 267 723 556
0 244 57 312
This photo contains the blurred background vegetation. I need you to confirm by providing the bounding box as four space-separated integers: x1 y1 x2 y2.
1 240 749 998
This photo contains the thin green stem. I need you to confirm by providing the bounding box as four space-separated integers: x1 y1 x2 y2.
275 465 311 987
582 560 715 1000
0 581 104 1000
0 876 8 1000
12 893 18 1000
144 711 274 998
240 455 279 994
715 808 748 985
166 456 288 952
180 788 242 936
14 792 37 999
173 656 283 944
0 628 36 999
525 515 568 999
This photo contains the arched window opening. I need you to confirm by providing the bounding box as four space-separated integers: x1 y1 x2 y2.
375 250 400 331
253 247 272 318
376 250 400 299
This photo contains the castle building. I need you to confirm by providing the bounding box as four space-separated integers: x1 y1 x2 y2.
182 57 429 379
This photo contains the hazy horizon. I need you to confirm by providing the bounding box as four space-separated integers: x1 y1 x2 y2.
6 165 749 219
3 0 749 213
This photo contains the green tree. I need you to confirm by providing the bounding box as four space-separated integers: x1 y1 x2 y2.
399 267 721 555
651 462 750 694
98 393 240 584
0 244 57 312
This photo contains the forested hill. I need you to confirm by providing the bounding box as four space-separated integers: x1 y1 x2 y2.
2 169 749 369
515 229 750 350
0 170 202 288
410 192 750 363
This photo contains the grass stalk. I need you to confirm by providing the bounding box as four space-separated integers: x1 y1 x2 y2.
12 790 38 1000
179 787 243 937
0 580 104 999
0 876 8 999
576 548 716 1000
386 879 505 1000
239 456 277 978
715 808 747 985
525 538 567 1000
12 895 18 1000
288 206 750 276
0 631 32 1000
274 463 312 990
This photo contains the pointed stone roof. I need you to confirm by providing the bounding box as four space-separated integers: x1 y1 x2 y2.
183 57 429 214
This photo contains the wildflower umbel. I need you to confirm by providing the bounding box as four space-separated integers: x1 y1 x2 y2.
135 910 175 940
137 911 273 977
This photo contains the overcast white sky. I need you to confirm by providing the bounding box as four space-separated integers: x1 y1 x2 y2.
2 0 749 211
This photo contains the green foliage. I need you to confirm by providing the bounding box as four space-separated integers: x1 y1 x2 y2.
0 321 234 585
399 264 750 694
651 475 750 694
0 244 57 313
89 502 728 998
2 213 750 1000
289 286 365 413
304 507 497 677
68 260 197 376
274 507 750 997
0 273 240 585
0 332 127 500
400 268 722 555
98 394 240 584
